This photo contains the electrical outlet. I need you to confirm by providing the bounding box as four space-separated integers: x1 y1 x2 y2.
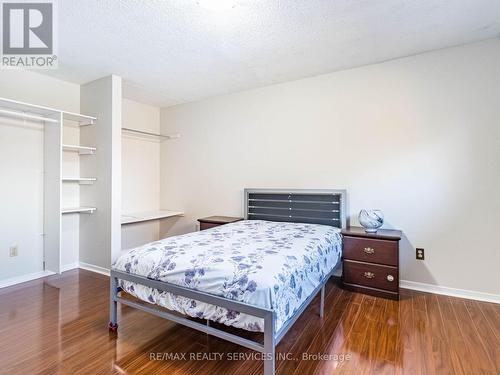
416 248 425 260
9 245 18 257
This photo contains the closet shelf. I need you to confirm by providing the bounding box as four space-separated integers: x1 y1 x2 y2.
0 108 59 123
122 127 180 140
0 97 96 125
62 207 96 214
62 177 97 185
62 144 96 155
63 111 96 126
0 97 59 123
121 210 184 225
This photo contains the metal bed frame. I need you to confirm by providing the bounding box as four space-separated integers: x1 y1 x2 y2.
109 188 347 375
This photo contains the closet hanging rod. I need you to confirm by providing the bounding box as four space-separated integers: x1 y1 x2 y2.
121 127 180 139
0 108 59 123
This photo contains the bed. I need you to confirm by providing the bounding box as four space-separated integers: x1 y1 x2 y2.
109 189 347 375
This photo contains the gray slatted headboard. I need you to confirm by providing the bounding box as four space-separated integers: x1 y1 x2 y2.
244 189 347 229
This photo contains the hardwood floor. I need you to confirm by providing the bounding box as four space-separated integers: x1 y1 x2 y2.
0 269 498 374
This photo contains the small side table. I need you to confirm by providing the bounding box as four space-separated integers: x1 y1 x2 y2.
341 226 402 300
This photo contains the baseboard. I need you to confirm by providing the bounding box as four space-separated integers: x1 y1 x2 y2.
400 280 500 304
78 262 110 276
61 262 80 273
0 270 55 289
0 262 110 289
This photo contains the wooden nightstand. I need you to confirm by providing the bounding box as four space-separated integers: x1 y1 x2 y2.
197 216 243 230
341 227 402 300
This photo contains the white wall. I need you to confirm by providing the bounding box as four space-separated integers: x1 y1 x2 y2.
0 71 80 281
121 98 162 250
0 71 80 110
160 38 500 296
122 98 161 213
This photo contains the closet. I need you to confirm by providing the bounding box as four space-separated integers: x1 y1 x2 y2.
0 96 96 279
120 98 182 251
0 75 123 286
0 75 181 287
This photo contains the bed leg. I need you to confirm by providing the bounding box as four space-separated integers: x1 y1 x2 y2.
109 275 118 333
263 312 275 375
320 285 325 319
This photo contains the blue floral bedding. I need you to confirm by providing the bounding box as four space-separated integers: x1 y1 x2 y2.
113 220 342 332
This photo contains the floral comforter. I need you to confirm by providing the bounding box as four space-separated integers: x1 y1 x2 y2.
113 220 342 332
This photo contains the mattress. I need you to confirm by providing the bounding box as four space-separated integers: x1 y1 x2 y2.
113 220 342 332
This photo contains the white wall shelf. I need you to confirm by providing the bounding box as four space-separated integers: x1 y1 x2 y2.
0 97 60 120
62 207 96 214
62 144 96 155
0 108 60 123
121 210 183 225
62 177 97 185
63 111 96 126
122 127 180 140
0 97 96 126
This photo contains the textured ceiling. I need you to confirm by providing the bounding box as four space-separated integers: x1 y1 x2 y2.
42 0 500 107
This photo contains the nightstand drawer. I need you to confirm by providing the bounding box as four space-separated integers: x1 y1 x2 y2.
198 216 243 231
343 260 399 292
343 237 398 266
200 222 221 230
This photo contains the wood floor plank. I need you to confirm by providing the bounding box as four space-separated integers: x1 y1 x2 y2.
348 294 392 375
315 293 368 375
379 298 399 363
0 270 499 375
424 293 455 375
395 289 419 375
450 296 496 373
274 280 337 368
477 301 500 343
344 294 375 374
464 299 500 374
291 291 361 374
276 287 352 375
437 295 479 375
411 290 436 375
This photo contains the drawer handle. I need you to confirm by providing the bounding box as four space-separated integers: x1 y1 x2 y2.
363 247 375 255
387 275 394 282
363 271 375 279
